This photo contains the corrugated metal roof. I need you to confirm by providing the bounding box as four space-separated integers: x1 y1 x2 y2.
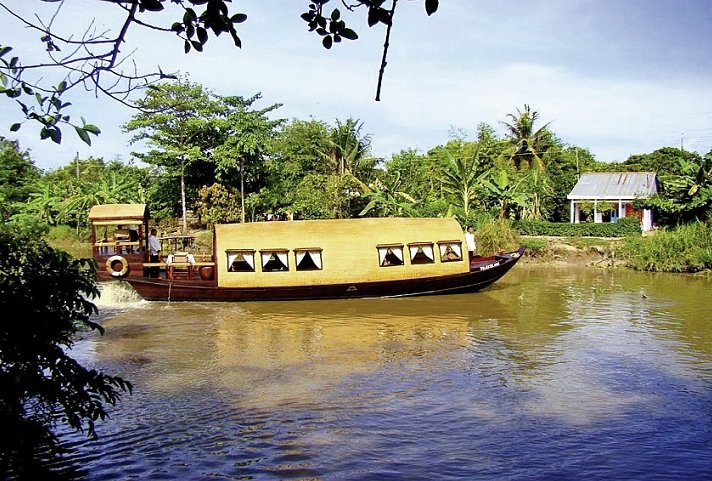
567 172 657 200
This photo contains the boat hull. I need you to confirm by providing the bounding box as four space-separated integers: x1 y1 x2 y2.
121 246 525 302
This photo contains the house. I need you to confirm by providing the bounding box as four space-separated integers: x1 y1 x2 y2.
567 172 658 232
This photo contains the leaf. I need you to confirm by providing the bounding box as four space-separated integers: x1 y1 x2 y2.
184 8 197 23
322 35 333 49
10 123 21 132
197 26 208 44
0 46 11 57
75 126 91 145
340 28 358 40
184 39 191 53
140 0 164 12
50 127 62 144
425 0 439 15
83 124 101 135
191 40 203 52
367 8 379 27
330 8 340 21
231 13 247 23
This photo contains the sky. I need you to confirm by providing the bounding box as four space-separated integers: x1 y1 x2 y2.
1 0 711 171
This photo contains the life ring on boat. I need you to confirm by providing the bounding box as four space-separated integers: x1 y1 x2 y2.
106 255 130 278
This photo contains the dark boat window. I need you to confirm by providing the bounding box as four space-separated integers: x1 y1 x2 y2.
227 250 255 272
408 243 435 264
438 241 463 262
377 245 404 267
261 250 289 272
295 249 323 271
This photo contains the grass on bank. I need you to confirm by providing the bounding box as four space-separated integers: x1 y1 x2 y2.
620 221 712 273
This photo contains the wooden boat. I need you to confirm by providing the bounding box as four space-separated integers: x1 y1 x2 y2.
88 204 525 302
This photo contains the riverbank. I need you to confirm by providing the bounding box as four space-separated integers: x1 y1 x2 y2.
520 235 625 268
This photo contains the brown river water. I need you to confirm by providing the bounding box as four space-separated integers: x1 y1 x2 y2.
60 265 712 480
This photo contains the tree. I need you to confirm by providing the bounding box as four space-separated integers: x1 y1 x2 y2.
0 137 38 222
0 227 131 479
438 147 482 224
212 94 283 223
500 105 556 219
359 171 418 217
1 0 438 145
621 147 702 177
480 168 531 220
641 151 712 225
123 79 221 232
326 117 373 179
501 104 553 172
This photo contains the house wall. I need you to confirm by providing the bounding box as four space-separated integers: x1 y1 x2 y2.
569 200 652 231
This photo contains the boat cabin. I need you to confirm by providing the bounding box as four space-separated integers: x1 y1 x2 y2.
213 217 469 289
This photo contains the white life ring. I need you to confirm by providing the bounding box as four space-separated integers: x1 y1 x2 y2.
106 255 130 278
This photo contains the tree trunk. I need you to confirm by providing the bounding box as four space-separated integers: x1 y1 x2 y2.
181 162 187 233
240 158 246 223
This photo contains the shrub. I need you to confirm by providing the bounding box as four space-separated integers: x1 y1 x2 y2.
473 217 521 255
0 228 131 478
620 221 712 272
515 217 641 237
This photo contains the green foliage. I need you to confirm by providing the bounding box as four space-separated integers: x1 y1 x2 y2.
620 221 712 272
212 94 284 222
0 228 131 478
195 183 241 226
0 137 39 222
520 236 548 254
501 104 554 172
638 150 712 225
621 147 701 177
471 216 521 255
359 171 418 217
515 217 642 237
281 173 327 219
438 146 482 222
479 168 531 219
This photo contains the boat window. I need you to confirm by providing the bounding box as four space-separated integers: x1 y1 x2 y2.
377 244 404 267
408 242 435 264
261 249 289 272
295 248 323 271
438 241 463 262
226 249 255 272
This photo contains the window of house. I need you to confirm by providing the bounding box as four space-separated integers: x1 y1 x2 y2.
260 249 289 272
226 249 256 272
294 248 323 271
438 241 463 262
408 242 435 264
377 244 404 267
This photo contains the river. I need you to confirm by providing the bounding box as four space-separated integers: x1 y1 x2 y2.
61 265 712 480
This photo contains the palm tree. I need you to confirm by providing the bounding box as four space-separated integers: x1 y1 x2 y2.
501 105 555 219
326 118 372 178
324 118 375 217
501 104 552 172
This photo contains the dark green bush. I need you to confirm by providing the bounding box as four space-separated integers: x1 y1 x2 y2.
515 217 641 237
